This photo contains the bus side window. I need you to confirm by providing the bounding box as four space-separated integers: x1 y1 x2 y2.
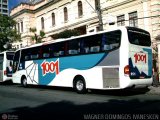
52 42 65 57
68 39 79 55
54 52 59 57
90 46 100 53
68 50 78 55
25 56 29 60
103 45 110 50
84 47 89 53
102 31 121 51
59 51 64 56
29 47 41 60
13 51 20 73
85 34 101 53
41 45 52 58
43 53 50 58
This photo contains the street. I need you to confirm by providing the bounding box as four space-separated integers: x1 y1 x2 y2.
0 84 160 120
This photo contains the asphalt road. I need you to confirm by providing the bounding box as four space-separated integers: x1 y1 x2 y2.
0 84 160 120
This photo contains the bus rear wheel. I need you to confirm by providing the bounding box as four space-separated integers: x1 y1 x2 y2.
73 77 86 94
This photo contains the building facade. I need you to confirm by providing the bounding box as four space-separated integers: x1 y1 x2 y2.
10 0 160 49
0 0 9 16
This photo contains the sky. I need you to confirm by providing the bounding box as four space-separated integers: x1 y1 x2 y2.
9 0 29 11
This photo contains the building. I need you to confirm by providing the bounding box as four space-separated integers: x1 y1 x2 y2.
10 0 160 49
0 0 9 16
102 0 160 43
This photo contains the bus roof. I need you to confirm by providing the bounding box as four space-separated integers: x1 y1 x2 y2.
0 51 15 54
15 26 149 51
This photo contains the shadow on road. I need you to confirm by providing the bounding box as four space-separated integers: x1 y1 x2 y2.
1 99 160 120
16 84 150 96
0 80 13 85
89 87 150 96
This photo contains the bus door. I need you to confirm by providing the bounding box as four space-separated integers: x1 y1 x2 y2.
6 52 14 77
0 54 4 81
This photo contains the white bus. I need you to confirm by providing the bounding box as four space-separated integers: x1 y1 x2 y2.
12 26 152 93
0 51 15 82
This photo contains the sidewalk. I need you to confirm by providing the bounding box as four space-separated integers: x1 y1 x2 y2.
148 84 160 95
147 75 160 94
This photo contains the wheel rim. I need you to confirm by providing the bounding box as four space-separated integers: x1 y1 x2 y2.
76 80 84 91
23 79 27 86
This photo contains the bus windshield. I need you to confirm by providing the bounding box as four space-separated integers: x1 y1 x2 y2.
6 52 14 60
127 27 151 47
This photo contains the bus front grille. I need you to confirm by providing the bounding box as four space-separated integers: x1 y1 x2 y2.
102 68 119 88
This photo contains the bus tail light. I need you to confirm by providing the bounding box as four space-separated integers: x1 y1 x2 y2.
124 65 130 75
4 70 7 75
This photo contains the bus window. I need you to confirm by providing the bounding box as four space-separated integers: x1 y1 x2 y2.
82 34 101 53
52 42 65 57
6 61 13 77
41 44 53 58
30 47 40 60
128 29 151 46
6 52 14 60
13 51 20 73
68 39 79 55
21 49 30 61
102 30 121 51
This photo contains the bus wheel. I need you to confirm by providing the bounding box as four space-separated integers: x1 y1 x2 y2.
21 77 27 87
73 77 86 94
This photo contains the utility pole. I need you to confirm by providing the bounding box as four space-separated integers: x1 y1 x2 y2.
96 0 103 31
85 0 103 31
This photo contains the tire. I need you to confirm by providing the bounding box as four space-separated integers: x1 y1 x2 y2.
21 77 27 87
74 78 86 94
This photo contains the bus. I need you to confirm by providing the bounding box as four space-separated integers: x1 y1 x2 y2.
12 26 152 93
0 51 15 82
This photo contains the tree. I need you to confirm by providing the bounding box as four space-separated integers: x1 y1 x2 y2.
52 29 81 39
30 27 45 43
0 14 21 51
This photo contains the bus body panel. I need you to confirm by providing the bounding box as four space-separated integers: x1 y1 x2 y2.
129 45 152 79
13 53 106 89
119 28 130 88
119 27 152 89
0 51 14 82
12 26 153 91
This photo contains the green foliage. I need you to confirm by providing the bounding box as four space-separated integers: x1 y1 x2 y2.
30 27 45 43
53 29 81 39
0 14 21 51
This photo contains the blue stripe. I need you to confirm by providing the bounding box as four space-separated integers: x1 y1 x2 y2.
34 53 107 85
143 48 152 76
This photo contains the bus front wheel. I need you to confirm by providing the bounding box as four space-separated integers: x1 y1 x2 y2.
73 76 86 94
21 76 27 87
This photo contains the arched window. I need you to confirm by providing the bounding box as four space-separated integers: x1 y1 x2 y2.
64 7 68 22
95 0 100 10
21 21 23 33
52 13 55 26
78 1 83 17
17 23 20 33
41 17 44 30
